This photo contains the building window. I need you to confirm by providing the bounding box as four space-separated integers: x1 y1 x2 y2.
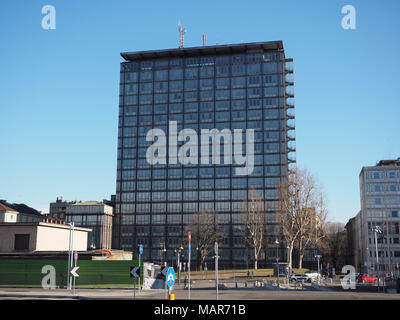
14 234 30 251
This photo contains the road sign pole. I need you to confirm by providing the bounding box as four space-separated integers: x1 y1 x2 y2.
139 253 141 292
188 232 191 300
73 251 77 295
165 273 168 299
69 222 74 291
215 242 219 300
166 267 175 299
67 223 72 290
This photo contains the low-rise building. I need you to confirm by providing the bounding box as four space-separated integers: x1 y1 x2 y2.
49 197 76 220
0 200 45 223
65 201 113 250
0 219 90 253
0 203 19 223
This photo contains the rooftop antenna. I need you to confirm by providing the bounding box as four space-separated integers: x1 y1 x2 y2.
178 20 187 48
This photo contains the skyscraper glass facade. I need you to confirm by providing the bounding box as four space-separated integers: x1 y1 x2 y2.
114 41 296 268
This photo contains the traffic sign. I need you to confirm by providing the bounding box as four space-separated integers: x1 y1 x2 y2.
139 244 143 255
166 267 175 288
161 266 169 278
130 266 140 278
70 266 80 278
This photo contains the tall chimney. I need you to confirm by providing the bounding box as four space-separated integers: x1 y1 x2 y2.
202 34 207 47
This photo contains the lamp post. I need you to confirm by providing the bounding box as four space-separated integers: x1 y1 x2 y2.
174 245 183 284
274 239 279 279
315 254 321 283
373 225 382 292
163 247 167 266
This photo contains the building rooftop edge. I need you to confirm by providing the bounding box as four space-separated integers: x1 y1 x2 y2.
121 40 285 61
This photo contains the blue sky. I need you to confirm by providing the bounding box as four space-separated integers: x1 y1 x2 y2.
0 0 399 222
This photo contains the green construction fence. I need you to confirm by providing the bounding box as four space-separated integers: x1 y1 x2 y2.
0 259 143 288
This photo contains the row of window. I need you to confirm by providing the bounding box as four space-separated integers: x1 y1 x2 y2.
366 197 400 206
367 221 400 234
118 163 284 179
120 97 284 110
118 189 278 202
120 110 283 126
118 156 286 169
119 122 285 137
121 89 286 104
119 144 284 159
122 76 284 90
121 63 283 81
117 166 282 180
119 211 280 224
367 210 399 218
366 184 400 193
117 176 283 191
369 250 400 258
121 53 283 72
365 171 400 180
118 132 285 148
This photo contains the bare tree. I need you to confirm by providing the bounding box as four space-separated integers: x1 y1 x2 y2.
241 189 266 270
186 210 221 270
297 191 327 269
321 222 348 271
277 168 327 271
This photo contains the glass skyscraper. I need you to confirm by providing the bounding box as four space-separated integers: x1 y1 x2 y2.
114 41 296 268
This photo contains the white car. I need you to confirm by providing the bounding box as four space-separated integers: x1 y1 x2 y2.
305 271 321 282
289 273 310 283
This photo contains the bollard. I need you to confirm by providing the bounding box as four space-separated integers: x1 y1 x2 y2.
169 294 175 300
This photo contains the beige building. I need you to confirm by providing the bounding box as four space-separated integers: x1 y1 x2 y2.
0 219 91 253
0 203 18 223
66 201 113 250
348 158 400 274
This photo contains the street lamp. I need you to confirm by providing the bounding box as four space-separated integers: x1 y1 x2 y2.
174 245 183 284
315 255 322 278
274 240 279 279
373 225 382 292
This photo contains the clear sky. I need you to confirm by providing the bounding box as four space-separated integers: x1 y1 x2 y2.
0 0 399 222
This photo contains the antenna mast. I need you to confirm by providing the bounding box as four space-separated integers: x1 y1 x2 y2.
178 20 187 48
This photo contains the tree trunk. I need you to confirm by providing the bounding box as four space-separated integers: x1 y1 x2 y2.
288 243 294 273
254 246 258 270
299 252 304 269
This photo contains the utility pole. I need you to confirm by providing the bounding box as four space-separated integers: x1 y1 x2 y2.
215 241 219 300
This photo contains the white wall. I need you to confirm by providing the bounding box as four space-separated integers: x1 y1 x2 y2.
0 223 90 252
36 224 89 251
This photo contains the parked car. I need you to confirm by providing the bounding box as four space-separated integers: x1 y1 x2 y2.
360 273 378 284
305 271 321 282
289 273 310 283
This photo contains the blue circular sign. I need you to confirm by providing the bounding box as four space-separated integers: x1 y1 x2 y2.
166 267 175 288
139 244 143 255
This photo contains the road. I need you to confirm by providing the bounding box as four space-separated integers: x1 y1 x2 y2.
0 286 399 300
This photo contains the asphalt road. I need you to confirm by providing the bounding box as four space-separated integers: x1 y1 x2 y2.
0 287 399 300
